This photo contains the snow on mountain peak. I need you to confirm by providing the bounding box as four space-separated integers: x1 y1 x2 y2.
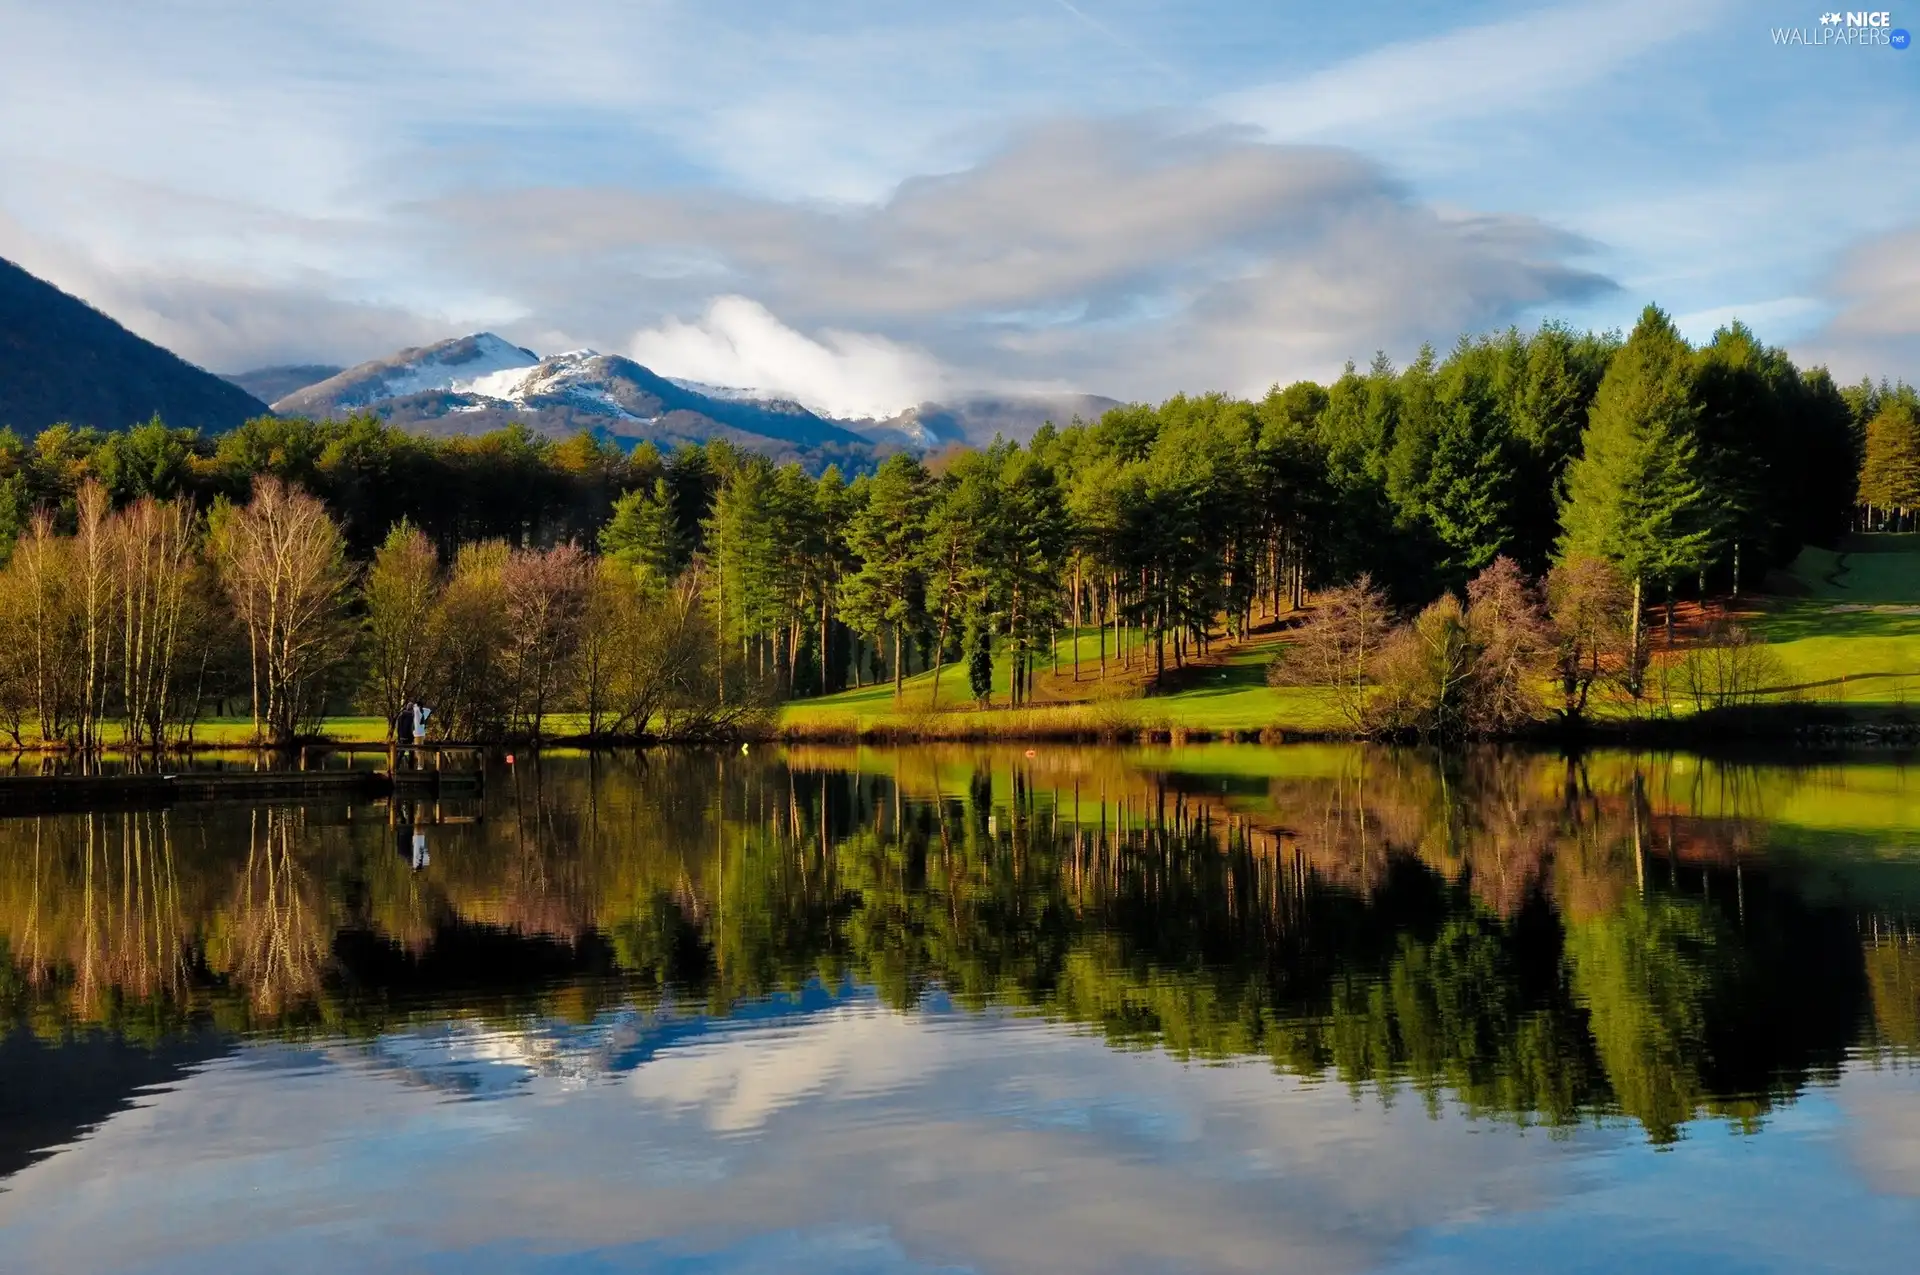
368 333 541 402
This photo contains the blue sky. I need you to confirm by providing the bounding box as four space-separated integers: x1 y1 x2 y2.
0 0 1914 413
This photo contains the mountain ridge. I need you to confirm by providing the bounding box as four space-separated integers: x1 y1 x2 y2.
0 256 268 434
274 336 872 453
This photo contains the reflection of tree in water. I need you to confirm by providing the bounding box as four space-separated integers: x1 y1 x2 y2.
209 809 328 1017
0 812 195 1037
1864 920 1920 1056
767 750 1874 1143
0 747 1909 1142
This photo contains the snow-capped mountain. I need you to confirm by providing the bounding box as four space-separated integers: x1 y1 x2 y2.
265 332 1119 466
273 334 870 458
275 334 539 415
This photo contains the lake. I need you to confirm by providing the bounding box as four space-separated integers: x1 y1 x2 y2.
1 744 1918 1273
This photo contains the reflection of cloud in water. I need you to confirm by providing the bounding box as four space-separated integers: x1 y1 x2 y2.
2 1007 1918 1274
628 1003 990 1134
1838 1062 1920 1197
0 1005 1594 1275
351 982 870 1100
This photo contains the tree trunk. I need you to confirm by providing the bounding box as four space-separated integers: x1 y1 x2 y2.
1629 575 1645 696
892 625 904 703
1008 587 1022 706
1098 576 1107 679
1072 561 1082 682
929 609 951 712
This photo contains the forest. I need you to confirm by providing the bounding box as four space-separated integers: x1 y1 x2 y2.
1 304 1916 746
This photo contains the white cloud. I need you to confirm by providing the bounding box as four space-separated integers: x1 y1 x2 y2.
1793 223 1920 382
439 121 1614 399
1218 0 1731 143
630 297 950 419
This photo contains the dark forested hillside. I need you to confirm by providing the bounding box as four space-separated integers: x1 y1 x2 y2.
0 257 268 434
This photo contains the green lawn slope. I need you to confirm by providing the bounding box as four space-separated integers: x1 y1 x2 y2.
779 624 1337 738
1753 533 1920 709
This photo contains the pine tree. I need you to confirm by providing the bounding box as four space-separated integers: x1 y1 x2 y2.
1414 352 1514 580
1558 305 1713 676
599 478 684 586
839 453 931 702
966 618 993 706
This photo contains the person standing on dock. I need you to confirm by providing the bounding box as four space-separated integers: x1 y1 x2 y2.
413 703 432 747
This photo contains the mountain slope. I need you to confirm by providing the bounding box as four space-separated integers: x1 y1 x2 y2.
0 256 268 434
273 334 539 415
220 363 343 404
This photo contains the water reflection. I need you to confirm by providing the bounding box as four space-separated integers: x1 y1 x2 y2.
0 745 1914 1156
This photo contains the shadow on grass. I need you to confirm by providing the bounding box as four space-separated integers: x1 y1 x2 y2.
1761 672 1905 695
1752 602 1920 643
1144 657 1270 699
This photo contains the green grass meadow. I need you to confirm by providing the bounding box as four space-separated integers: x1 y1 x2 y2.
1752 534 1920 709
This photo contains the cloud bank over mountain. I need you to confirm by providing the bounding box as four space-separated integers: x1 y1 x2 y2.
629 297 951 422
2 0 1913 407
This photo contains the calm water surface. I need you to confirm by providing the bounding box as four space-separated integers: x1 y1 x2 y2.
1 745 1918 1273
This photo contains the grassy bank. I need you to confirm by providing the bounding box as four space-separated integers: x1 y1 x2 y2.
779 535 1920 742
777 622 1342 740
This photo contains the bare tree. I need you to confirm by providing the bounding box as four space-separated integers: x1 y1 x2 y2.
1268 574 1393 732
1667 622 1784 713
362 521 442 741
1545 556 1634 723
113 496 201 748
501 543 591 740
75 483 116 748
1368 559 1554 739
0 567 34 747
0 513 84 744
1463 556 1552 735
211 479 355 744
653 572 756 738
1370 594 1477 737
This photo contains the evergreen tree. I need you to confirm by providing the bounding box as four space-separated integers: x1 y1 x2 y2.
811 467 856 693
1410 351 1514 581
839 453 932 701
600 478 684 586
704 457 784 685
1558 305 1713 670
966 618 993 706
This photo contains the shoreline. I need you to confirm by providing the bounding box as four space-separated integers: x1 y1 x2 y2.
7 702 1920 759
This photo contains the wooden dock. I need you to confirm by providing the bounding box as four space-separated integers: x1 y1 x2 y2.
0 765 484 815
